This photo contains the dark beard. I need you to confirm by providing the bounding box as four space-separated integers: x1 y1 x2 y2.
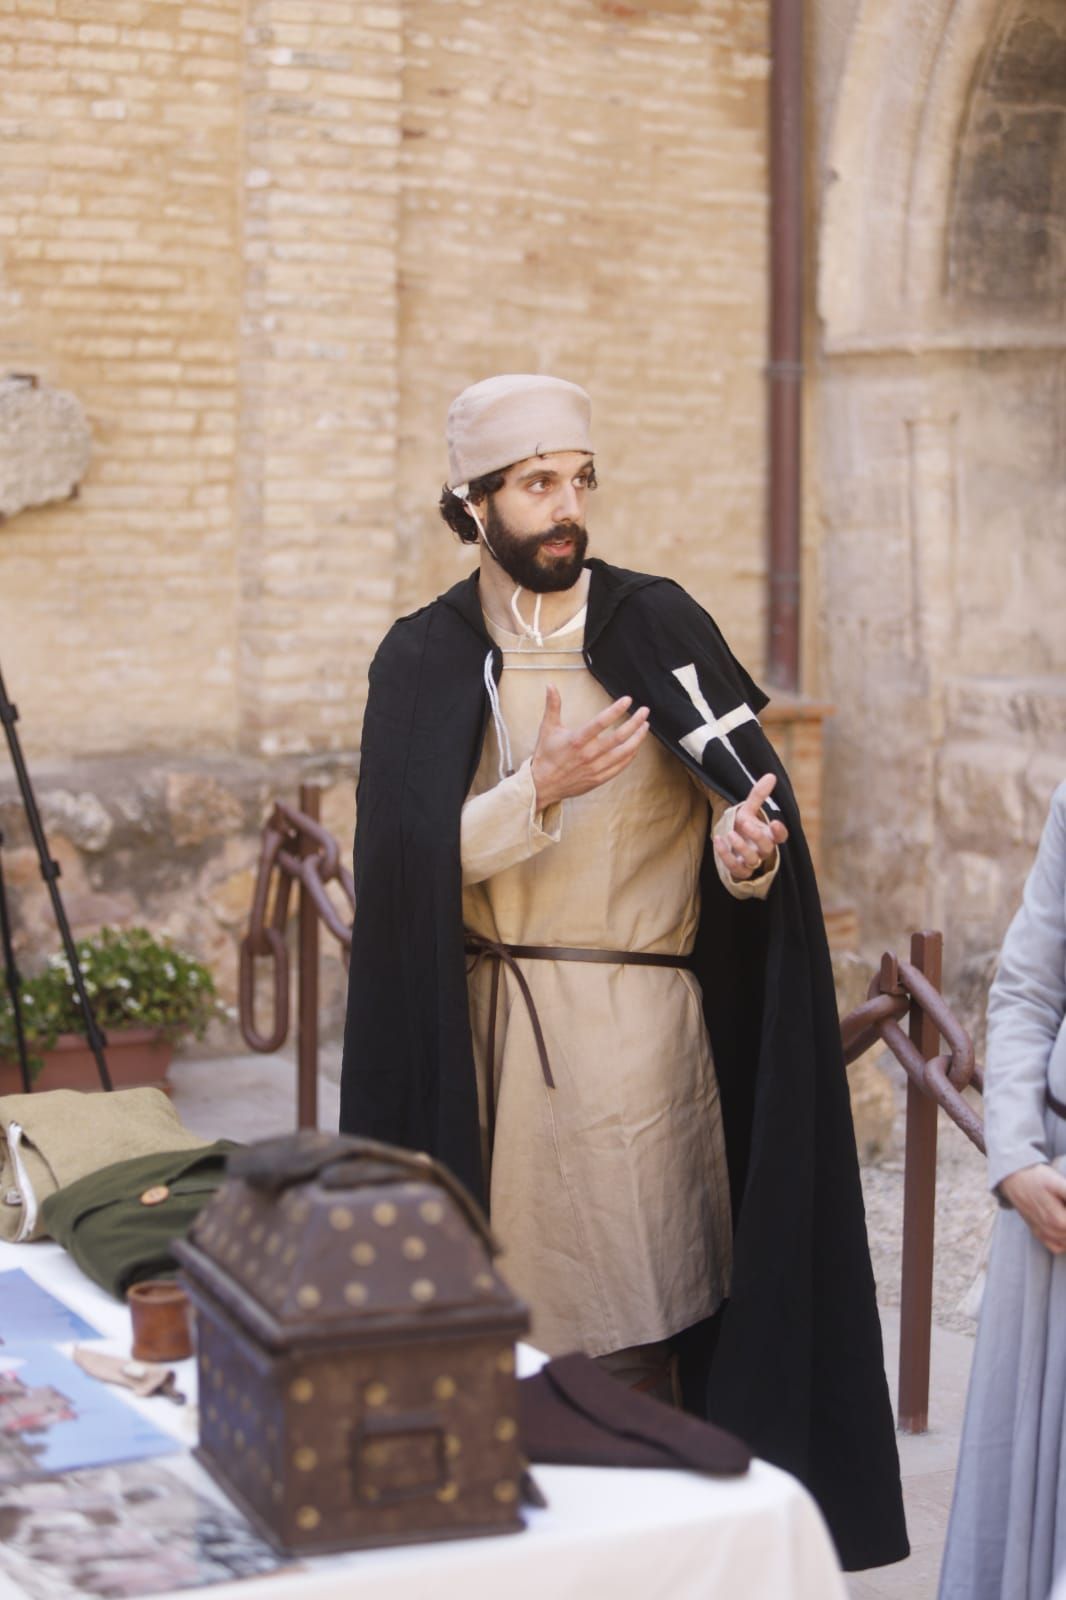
483 500 589 592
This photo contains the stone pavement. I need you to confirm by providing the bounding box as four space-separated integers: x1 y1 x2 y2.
168 1047 342 1147
168 1049 971 1599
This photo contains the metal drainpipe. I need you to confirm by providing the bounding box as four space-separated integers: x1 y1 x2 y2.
767 0 804 694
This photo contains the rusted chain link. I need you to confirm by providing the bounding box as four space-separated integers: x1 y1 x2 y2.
239 801 354 1054
839 950 985 1155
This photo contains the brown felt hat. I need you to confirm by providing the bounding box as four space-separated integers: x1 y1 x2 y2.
446 374 593 489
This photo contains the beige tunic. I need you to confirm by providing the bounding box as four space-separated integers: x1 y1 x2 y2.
461 607 777 1358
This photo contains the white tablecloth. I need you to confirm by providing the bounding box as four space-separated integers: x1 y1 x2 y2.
0 1239 847 1600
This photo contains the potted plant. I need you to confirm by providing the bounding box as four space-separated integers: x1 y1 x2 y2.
0 926 220 1093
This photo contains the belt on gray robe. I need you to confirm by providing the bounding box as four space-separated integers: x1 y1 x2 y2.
1047 1087 1066 1120
463 933 693 1155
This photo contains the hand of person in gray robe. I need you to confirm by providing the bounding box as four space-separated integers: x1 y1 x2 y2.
531 686 650 808
998 1162 1066 1253
714 772 790 882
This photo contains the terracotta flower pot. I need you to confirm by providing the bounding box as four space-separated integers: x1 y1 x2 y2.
0 1028 175 1095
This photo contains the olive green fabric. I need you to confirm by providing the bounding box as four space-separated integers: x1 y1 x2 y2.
0 1087 209 1243
41 1141 239 1298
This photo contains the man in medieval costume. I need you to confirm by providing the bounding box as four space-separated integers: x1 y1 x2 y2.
341 374 908 1571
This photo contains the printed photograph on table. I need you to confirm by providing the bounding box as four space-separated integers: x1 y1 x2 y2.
0 1459 286 1600
0 1270 101 1345
0 1345 178 1481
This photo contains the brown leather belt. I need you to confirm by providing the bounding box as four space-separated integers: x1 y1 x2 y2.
463 934 692 1153
1047 1087 1066 1121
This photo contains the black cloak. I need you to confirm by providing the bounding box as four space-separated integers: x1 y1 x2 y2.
341 558 908 1571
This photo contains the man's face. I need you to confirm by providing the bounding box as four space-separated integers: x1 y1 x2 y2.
478 450 594 592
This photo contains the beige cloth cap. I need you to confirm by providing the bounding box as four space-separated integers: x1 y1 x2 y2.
446 374 593 489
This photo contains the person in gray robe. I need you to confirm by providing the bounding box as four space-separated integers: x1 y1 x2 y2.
939 780 1066 1600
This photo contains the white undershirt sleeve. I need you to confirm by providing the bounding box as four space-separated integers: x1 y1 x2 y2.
460 757 563 887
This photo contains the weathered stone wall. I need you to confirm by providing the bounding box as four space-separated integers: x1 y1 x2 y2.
0 758 357 1050
4 0 1059 1064
0 0 772 1035
812 0 1066 1010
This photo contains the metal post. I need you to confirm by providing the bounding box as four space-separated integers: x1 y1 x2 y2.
296 784 320 1130
898 929 942 1433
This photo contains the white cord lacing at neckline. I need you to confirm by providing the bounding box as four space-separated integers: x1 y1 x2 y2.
483 651 515 782
509 584 543 646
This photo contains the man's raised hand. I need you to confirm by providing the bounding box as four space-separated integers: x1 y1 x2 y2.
531 686 650 810
714 771 789 882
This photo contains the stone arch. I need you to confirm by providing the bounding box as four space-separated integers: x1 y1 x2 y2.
818 0 1064 350
814 0 1066 984
947 0 1066 317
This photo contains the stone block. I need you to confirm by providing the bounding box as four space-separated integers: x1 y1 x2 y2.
937 741 1030 848
165 773 246 848
204 865 259 931
0 374 91 519
39 788 113 852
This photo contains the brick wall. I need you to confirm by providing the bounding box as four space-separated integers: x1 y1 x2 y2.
0 0 244 759
237 1 404 755
1 0 771 772
397 0 771 677
0 0 773 1024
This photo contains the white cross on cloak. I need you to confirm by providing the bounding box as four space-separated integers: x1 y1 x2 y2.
672 663 780 811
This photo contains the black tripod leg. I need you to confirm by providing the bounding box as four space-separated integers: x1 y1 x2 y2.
0 830 33 1093
0 666 113 1091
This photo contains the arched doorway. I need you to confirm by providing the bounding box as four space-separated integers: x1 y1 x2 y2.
814 0 1066 991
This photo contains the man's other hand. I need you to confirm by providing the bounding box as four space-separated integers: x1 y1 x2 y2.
531 686 650 809
999 1163 1066 1253
714 772 789 881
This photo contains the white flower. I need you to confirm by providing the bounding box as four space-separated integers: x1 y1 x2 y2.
22 995 34 1007
188 973 200 988
126 998 141 1013
48 954 67 971
84 980 97 996
163 963 176 982
116 976 132 991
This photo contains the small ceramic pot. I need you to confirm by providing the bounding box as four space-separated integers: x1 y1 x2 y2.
127 1279 194 1362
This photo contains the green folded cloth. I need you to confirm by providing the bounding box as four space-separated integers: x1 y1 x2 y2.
40 1141 239 1299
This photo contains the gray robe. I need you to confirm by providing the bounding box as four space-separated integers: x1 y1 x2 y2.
939 781 1066 1600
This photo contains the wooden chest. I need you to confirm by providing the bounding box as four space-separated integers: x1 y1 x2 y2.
174 1133 530 1555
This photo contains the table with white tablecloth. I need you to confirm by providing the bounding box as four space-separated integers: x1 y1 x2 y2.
0 1238 847 1600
